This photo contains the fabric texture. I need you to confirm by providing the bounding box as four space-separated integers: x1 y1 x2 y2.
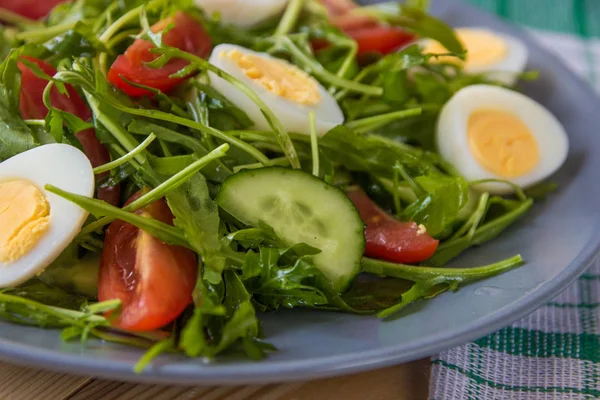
429 1 600 399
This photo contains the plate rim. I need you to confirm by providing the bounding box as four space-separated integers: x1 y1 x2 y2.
2 1 600 385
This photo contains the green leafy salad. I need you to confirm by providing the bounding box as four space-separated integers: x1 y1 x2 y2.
0 0 569 371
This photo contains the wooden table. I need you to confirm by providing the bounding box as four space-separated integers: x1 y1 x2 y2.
0 360 430 399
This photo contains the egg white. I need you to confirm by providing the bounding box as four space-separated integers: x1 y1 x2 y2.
195 0 288 28
436 85 569 194
423 28 528 86
0 144 95 287
208 44 345 136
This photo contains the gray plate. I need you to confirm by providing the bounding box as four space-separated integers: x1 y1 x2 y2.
2 0 600 385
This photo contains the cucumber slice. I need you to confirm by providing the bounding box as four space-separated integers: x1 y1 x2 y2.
217 167 365 292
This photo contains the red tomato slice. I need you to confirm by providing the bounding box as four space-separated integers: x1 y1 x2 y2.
99 192 197 332
317 0 415 56
18 56 120 205
0 0 67 20
108 11 211 97
347 188 439 264
346 27 416 56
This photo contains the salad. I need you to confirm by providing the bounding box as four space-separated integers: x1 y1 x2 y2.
0 0 569 370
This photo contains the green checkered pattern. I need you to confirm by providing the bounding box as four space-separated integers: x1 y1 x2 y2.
429 1 600 399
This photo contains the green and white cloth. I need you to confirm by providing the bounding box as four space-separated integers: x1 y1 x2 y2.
429 1 600 399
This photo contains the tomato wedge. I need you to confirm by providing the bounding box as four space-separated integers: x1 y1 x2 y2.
346 27 416 56
347 188 439 264
317 0 415 55
0 0 67 20
99 192 197 332
108 11 211 97
18 57 120 205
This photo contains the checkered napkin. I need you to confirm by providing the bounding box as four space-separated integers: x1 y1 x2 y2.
429 1 600 399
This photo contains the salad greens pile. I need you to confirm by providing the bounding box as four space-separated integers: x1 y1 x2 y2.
0 0 542 370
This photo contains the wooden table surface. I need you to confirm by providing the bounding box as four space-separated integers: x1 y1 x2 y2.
0 360 430 399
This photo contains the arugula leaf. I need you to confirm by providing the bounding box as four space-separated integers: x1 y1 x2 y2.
239 246 330 311
44 21 105 59
166 173 226 283
319 125 434 177
429 199 534 266
7 280 88 311
361 254 524 318
403 173 468 237
0 85 37 161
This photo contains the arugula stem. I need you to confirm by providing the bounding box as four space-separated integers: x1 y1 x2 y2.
334 68 370 101
98 0 165 44
84 299 121 315
93 133 156 174
308 111 320 177
450 192 489 240
275 0 304 37
0 8 39 28
24 119 45 126
392 167 402 216
281 37 383 96
430 199 534 266
0 293 106 328
394 163 425 196
48 184 190 247
233 157 289 173
77 144 230 238
92 2 120 33
15 21 78 43
106 29 140 49
345 108 422 133
83 91 146 165
90 328 154 348
133 338 174 374
330 42 358 93
362 254 524 318
362 254 523 281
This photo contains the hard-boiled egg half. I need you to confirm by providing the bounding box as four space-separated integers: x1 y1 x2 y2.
0 144 94 287
195 0 288 28
437 85 569 194
208 44 344 136
422 28 528 86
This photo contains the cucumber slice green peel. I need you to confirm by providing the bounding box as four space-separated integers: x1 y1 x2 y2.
217 167 524 308
217 167 365 293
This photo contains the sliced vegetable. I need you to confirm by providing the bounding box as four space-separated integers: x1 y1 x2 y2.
318 0 415 55
18 56 120 205
347 187 439 263
217 167 365 292
346 27 416 56
108 11 212 97
99 191 197 331
0 0 67 20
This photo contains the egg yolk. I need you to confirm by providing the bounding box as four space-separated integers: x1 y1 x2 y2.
221 49 321 106
467 109 540 178
424 28 508 69
0 180 51 263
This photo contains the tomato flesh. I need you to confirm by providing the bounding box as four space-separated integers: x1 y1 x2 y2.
317 0 415 55
347 188 439 264
0 0 67 20
108 11 211 97
99 192 197 332
346 27 416 56
18 57 120 205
